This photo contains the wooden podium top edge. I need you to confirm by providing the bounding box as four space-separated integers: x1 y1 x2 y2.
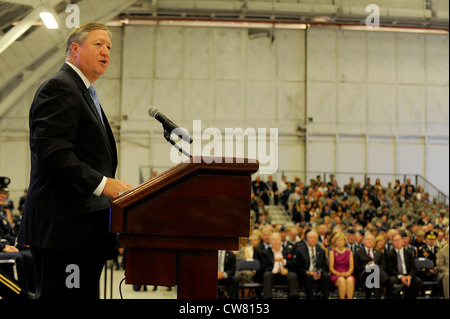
111 156 259 208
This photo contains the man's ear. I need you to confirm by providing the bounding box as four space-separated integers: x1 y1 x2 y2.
70 42 79 57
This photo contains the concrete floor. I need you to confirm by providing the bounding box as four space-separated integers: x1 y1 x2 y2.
99 261 177 300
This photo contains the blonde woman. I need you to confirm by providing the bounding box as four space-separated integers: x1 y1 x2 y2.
329 232 355 299
374 235 386 254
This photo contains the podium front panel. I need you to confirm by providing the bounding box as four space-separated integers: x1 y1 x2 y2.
125 173 251 239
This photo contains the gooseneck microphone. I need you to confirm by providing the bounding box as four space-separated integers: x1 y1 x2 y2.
148 106 193 144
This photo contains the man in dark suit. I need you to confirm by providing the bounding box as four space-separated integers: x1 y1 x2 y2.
354 232 388 298
260 232 298 299
17 23 133 299
294 229 330 299
346 228 360 254
218 250 239 299
386 233 423 299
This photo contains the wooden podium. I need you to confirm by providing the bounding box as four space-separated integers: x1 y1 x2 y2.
110 157 259 299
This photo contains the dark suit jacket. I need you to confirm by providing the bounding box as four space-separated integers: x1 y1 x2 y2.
221 251 236 279
260 245 296 274
18 63 118 258
354 246 387 283
385 247 417 278
294 244 328 277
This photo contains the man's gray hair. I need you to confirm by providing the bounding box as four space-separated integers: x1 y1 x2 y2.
65 22 111 57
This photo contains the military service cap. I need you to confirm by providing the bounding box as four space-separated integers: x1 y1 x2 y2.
425 230 437 240
0 176 10 191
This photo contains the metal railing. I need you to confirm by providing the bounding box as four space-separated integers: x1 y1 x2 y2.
278 171 449 206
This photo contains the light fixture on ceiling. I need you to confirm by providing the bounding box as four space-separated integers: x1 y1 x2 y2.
39 12 59 29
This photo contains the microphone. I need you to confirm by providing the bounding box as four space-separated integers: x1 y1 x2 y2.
148 106 193 144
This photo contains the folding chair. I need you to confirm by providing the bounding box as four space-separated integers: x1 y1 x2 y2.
415 258 440 299
0 258 18 282
236 259 262 298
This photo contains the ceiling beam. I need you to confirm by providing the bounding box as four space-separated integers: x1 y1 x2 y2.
2 0 37 6
0 0 138 119
0 6 42 55
0 0 64 54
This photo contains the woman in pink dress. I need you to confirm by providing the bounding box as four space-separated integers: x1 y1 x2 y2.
329 232 355 299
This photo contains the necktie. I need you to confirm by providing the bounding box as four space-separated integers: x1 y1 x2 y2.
88 86 104 125
397 251 404 274
368 249 373 261
311 247 317 271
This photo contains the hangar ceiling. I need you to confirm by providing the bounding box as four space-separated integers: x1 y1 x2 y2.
0 0 448 120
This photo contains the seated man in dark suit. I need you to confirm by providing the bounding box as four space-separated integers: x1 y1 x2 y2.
218 250 240 299
386 233 423 299
294 229 330 299
260 232 298 299
354 232 388 298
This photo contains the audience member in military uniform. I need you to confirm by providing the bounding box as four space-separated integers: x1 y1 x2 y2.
354 232 388 298
260 232 299 299
436 212 448 230
287 226 302 248
345 228 360 255
1 213 36 295
0 177 13 224
0 212 16 246
18 189 27 214
0 177 17 247
417 230 439 287
0 177 36 294
0 267 32 299
418 230 440 264
265 175 279 205
401 231 418 259
279 226 290 250
436 227 449 299
436 229 446 248
386 233 423 299
294 229 330 298
363 202 377 226
252 176 269 205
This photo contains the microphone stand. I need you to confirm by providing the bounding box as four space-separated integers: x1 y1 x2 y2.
163 127 193 159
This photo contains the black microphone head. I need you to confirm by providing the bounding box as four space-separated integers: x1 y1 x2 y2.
148 106 159 118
